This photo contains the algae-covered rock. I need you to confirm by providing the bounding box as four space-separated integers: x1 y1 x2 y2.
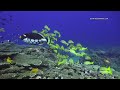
0 62 11 70
0 73 18 79
0 42 22 58
0 65 24 74
83 65 100 71
13 46 57 68
17 68 44 79
42 63 120 79
14 54 42 66
0 42 22 52
17 71 37 79
22 46 57 61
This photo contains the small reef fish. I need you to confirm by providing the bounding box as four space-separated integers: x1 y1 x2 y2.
104 59 110 64
84 61 94 65
0 28 5 32
85 56 92 60
6 57 13 64
31 68 39 74
99 66 112 75
19 33 48 45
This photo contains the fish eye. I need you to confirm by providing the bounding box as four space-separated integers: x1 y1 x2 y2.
23 34 26 37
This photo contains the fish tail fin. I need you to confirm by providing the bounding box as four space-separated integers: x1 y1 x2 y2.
47 36 51 45
108 66 112 75
92 62 94 64
107 66 111 71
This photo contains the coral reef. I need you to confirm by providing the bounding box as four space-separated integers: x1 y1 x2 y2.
43 64 120 79
14 54 42 66
0 25 120 79
0 42 120 79
0 42 22 58
0 73 18 79
87 48 120 72
0 41 58 79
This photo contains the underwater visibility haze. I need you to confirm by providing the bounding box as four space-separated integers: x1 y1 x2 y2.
0 11 120 79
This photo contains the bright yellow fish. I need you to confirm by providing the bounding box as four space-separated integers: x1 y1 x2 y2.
84 61 94 65
99 66 112 75
31 68 39 74
6 57 13 64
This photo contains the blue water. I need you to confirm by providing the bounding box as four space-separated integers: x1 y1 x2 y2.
0 11 120 49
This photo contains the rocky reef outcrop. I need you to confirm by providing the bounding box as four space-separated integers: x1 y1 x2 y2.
0 42 120 79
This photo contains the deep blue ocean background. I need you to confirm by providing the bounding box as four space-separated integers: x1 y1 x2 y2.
0 11 120 49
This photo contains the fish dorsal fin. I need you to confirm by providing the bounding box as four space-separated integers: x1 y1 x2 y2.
38 33 46 39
